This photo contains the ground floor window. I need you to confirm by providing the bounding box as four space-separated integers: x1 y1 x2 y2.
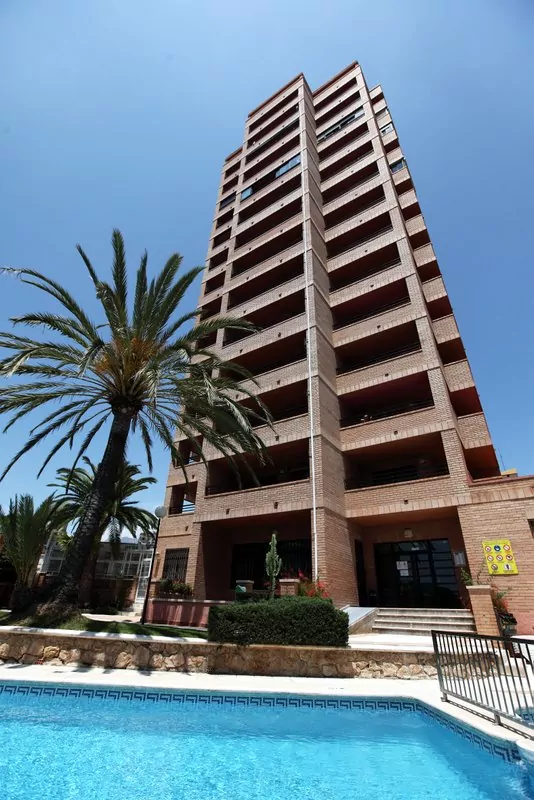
162 548 189 583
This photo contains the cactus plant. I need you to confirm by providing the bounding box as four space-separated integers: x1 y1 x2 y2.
265 532 282 600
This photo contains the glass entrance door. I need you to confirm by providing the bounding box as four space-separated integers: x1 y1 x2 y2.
374 539 460 608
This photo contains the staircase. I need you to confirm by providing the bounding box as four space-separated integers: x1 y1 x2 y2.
371 607 476 636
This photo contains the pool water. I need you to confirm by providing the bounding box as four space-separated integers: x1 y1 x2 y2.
0 686 531 800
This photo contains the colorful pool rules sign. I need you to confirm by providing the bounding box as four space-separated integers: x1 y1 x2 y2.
482 539 518 575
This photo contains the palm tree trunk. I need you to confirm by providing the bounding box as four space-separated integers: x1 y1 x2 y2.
10 581 34 613
49 411 132 606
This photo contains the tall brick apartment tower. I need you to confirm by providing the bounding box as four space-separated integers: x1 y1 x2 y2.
152 62 534 632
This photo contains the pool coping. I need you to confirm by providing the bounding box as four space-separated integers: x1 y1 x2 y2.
1 663 533 765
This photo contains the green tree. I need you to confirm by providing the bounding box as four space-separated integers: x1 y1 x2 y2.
0 230 268 608
49 457 157 605
0 495 62 611
265 532 282 600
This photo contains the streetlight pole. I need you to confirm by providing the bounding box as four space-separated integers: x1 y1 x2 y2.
140 505 167 625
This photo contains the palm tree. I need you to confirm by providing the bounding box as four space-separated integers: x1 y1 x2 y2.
0 230 269 607
0 495 62 611
49 457 157 604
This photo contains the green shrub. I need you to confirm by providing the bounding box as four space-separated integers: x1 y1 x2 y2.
208 596 348 647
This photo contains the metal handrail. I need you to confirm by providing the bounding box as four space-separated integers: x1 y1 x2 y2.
320 144 374 182
345 463 448 490
340 397 434 428
168 501 196 516
336 341 421 374
433 630 534 732
251 405 308 428
333 297 410 330
223 310 305 347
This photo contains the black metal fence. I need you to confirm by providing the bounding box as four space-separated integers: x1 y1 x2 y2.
432 630 534 731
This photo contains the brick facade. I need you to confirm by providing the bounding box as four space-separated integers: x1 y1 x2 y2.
149 62 534 633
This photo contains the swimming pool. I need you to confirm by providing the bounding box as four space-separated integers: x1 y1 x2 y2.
0 683 531 800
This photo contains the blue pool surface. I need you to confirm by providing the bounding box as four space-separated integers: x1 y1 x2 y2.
0 684 531 800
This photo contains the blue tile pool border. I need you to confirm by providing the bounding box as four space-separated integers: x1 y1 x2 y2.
0 680 520 763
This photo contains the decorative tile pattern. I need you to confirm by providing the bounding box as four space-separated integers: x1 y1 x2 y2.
0 682 519 762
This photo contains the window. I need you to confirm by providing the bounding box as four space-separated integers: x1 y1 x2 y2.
162 548 189 582
219 192 236 210
241 186 253 201
317 107 365 143
380 122 394 136
275 154 301 178
390 158 407 174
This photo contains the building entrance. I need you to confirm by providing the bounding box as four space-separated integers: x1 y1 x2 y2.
374 539 461 608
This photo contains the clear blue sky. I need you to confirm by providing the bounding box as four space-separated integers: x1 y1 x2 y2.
1 0 533 511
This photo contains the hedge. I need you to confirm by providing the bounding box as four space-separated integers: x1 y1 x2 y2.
208 597 348 647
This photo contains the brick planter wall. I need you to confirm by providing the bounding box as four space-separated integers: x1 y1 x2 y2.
0 628 437 679
148 598 227 628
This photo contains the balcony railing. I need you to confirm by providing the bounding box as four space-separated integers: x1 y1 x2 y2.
206 467 309 496
168 501 196 515
345 462 449 490
340 397 434 428
333 296 410 331
251 404 308 428
336 341 421 374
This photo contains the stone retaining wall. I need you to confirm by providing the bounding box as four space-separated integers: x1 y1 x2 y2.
0 628 437 679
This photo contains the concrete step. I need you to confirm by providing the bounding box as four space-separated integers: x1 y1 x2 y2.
373 623 475 635
374 607 473 618
374 612 474 623
373 619 475 630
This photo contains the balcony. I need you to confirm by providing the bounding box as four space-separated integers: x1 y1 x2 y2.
392 165 413 194
327 211 393 260
324 184 385 230
341 404 439 451
399 189 420 221
316 91 361 130
321 158 379 205
314 76 357 113
336 349 426 396
422 276 447 303
228 331 307 379
319 139 374 182
326 196 392 248
223 290 306 346
243 135 300 183
444 359 475 393
238 175 301 224
168 483 197 516
227 254 304 310
249 88 299 133
414 244 440 282
209 248 228 271
234 198 302 250
457 413 492 449
332 278 409 331
345 473 454 521
231 220 303 278
203 271 225 298
246 118 300 163
333 301 414 349
329 242 402 295
318 121 369 163
206 440 310 496
336 321 420 374
237 357 308 398
344 433 449 492
405 214 430 249
433 315 460 344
